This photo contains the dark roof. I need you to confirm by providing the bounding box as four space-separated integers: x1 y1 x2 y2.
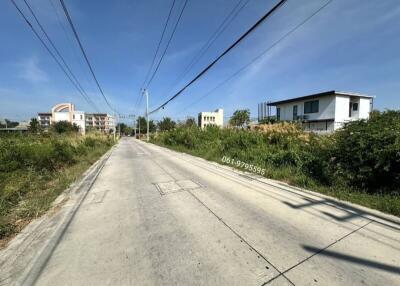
38 112 51 115
267 90 374 106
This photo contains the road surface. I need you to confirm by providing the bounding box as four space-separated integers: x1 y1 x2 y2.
34 138 400 285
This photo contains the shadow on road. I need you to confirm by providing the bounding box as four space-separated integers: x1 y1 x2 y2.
302 245 400 275
282 196 400 232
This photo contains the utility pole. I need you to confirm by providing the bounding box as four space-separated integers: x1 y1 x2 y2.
113 112 116 142
118 114 121 137
133 115 136 137
138 116 141 139
144 89 150 142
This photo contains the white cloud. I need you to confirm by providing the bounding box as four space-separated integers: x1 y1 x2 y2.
17 56 49 83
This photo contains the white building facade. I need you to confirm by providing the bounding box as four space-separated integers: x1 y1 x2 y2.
198 109 224 129
38 103 115 134
267 91 374 132
85 113 115 133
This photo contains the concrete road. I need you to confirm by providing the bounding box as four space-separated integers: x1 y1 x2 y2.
35 138 400 285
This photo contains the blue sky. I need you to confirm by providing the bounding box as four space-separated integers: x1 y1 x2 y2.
0 0 399 122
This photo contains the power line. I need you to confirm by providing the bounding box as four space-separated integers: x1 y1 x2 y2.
149 0 287 114
133 0 177 116
177 0 334 116
165 0 251 99
48 0 95 92
153 0 251 108
144 0 189 89
23 0 99 111
59 0 116 113
10 0 99 110
141 0 177 89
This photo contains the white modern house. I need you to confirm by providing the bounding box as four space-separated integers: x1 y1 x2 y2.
198 109 224 129
267 91 374 132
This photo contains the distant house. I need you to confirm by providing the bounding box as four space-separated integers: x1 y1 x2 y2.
198 109 224 129
267 91 374 132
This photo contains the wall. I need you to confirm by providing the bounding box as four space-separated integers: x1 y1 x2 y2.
72 111 86 134
54 112 69 122
334 95 350 126
303 120 334 132
359 98 372 119
277 96 335 121
198 109 223 128
334 96 372 129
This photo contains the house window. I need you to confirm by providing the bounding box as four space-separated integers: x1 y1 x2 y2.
352 103 358 111
73 114 75 119
293 105 298 120
80 115 83 120
304 100 319 114
276 107 281 121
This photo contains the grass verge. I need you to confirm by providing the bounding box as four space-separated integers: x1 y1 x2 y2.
0 133 114 246
150 125 400 217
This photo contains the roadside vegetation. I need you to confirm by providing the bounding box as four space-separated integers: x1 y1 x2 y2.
151 110 400 216
0 122 114 244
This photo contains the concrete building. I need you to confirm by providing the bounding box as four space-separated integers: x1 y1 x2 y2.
38 113 52 128
198 109 224 129
38 103 115 134
267 91 374 132
85 113 115 133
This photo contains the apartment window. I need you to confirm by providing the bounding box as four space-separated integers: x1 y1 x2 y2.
304 100 319 114
80 115 83 120
276 107 281 121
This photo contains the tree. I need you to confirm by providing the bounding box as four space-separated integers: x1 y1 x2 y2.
229 109 250 128
116 123 127 134
157 117 176 131
0 119 19 128
52 121 80 134
183 117 197 128
28 118 41 133
116 123 133 136
136 116 156 135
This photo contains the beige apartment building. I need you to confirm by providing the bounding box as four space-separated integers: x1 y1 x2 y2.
38 103 115 134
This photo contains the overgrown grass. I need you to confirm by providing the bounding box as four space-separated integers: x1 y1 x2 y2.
150 111 400 216
0 132 114 243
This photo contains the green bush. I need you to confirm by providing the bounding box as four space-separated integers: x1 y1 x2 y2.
51 121 80 134
331 110 400 193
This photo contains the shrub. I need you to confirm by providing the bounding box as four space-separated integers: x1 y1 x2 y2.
331 110 400 193
51 121 80 134
0 133 114 239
